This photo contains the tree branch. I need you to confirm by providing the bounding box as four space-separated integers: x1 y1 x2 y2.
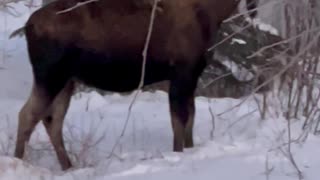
56 0 99 15
106 0 160 167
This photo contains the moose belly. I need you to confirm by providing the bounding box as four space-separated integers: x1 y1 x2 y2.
72 52 171 92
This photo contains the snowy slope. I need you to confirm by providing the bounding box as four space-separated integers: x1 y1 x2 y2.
0 92 320 180
0 2 320 180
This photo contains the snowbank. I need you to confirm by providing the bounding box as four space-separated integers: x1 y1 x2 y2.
0 91 319 180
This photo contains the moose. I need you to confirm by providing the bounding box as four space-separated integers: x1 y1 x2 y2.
13 0 257 170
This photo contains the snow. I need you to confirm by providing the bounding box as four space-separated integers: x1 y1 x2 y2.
0 1 40 100
0 2 320 180
231 38 247 45
246 17 280 36
221 60 254 81
1 90 320 180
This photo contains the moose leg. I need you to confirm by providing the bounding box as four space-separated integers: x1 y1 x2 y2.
169 93 196 152
169 63 204 151
169 96 186 152
169 58 206 151
43 81 74 170
15 85 53 159
184 97 195 148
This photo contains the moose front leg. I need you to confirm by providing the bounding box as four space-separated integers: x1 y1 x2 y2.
184 97 195 148
169 93 195 152
169 68 199 151
169 105 185 152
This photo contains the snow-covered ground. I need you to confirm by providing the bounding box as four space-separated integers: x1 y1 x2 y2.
0 2 320 180
1 90 320 180
0 2 35 100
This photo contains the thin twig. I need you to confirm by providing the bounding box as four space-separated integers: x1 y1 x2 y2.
287 116 304 180
264 153 274 180
247 26 320 59
218 31 320 116
223 0 283 23
207 23 252 51
207 98 215 140
56 0 99 15
106 0 160 167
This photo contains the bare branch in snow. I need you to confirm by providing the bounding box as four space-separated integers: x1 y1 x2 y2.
263 154 274 180
286 116 304 180
207 98 215 140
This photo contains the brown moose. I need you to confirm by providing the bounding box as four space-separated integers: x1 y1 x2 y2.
13 0 257 170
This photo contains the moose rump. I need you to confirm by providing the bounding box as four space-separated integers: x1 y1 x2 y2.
14 0 257 170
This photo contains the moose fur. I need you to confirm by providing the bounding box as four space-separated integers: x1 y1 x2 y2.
14 0 257 170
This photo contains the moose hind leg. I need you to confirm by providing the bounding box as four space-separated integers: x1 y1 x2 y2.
43 81 74 170
15 85 53 159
